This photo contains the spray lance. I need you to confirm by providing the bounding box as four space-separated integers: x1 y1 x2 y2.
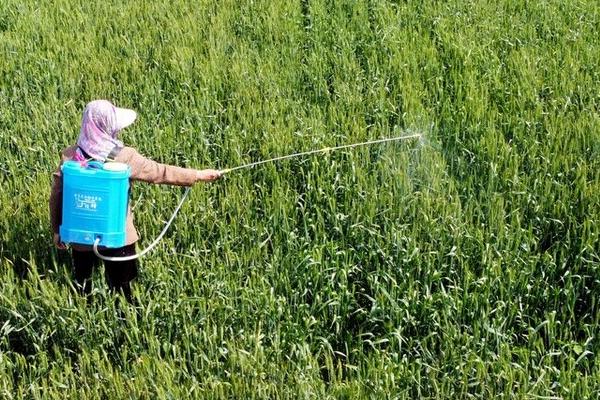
83 133 421 261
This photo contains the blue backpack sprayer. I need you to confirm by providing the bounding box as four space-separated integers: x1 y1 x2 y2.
59 134 422 262
60 160 130 248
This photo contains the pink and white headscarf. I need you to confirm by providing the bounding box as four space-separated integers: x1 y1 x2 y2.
74 100 137 162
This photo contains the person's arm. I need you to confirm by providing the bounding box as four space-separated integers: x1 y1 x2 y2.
49 167 66 249
116 147 221 186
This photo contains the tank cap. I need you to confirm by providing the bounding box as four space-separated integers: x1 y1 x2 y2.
103 162 128 172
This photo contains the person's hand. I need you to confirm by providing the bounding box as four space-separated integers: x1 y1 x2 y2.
195 169 222 182
53 233 67 250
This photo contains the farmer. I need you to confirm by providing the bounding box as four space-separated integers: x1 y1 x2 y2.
49 99 221 303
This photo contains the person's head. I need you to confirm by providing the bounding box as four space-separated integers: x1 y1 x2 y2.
76 100 137 161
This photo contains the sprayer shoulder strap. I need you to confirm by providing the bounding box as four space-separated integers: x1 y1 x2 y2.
77 146 92 160
106 146 122 162
77 146 122 163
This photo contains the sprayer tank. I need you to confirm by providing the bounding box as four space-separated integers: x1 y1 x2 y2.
59 160 130 248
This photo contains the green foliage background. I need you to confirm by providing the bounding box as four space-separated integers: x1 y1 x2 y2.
1 0 599 398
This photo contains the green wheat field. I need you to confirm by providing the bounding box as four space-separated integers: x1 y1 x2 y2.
1 0 599 398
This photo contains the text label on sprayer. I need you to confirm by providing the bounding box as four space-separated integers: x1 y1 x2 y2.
74 193 103 211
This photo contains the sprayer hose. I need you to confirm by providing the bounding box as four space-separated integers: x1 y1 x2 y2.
93 187 191 262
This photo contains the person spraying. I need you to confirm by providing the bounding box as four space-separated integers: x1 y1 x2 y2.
49 100 221 302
